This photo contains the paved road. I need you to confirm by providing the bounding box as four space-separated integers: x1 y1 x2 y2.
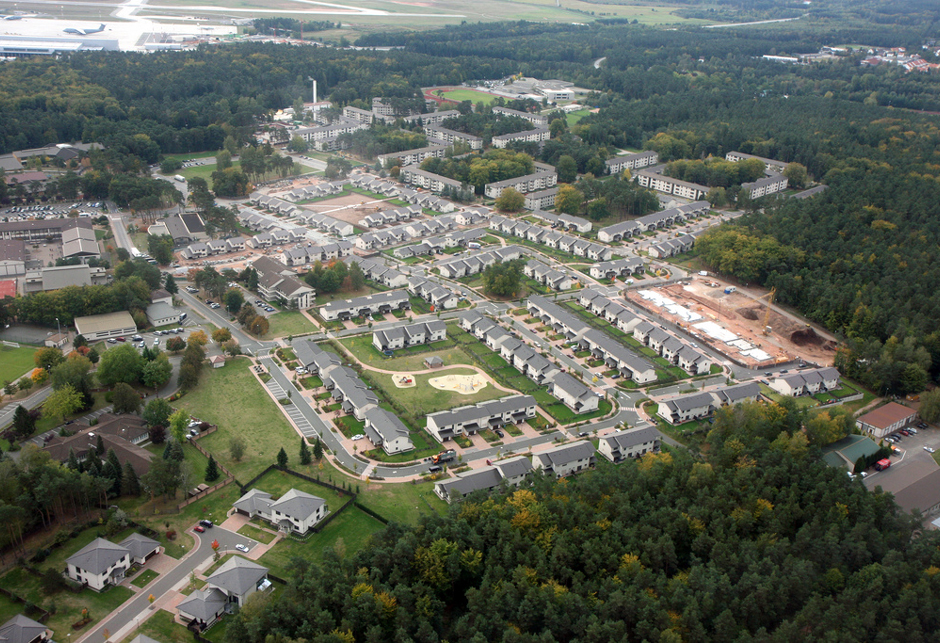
110 213 137 254
0 386 53 430
79 526 257 643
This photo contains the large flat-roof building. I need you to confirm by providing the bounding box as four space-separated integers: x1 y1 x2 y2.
856 402 917 440
74 311 137 341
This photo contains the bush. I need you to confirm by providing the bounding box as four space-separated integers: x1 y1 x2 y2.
166 530 176 540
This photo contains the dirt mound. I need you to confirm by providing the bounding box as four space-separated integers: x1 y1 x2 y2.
790 327 824 346
738 307 760 321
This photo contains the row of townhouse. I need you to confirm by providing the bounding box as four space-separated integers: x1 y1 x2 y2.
725 151 788 174
248 228 310 250
524 258 577 291
354 213 461 251
252 256 315 309
252 194 301 217
531 209 592 233
345 255 408 289
279 240 353 267
399 166 465 194
605 150 660 175
740 174 789 199
527 295 658 383
658 382 762 425
524 187 558 210
294 210 356 237
358 206 421 229
597 426 661 463
281 180 345 203
179 236 247 260
590 257 646 280
491 127 551 149
597 201 710 242
647 234 696 259
349 173 401 197
436 245 524 279
484 162 557 199
372 319 447 351
636 166 709 200
424 125 484 150
426 394 536 443
579 290 711 375
769 367 840 397
632 321 712 375
394 228 486 259
492 106 548 127
293 117 369 146
489 216 613 261
463 312 601 416
320 289 411 321
377 143 450 168
407 276 459 310
396 186 458 213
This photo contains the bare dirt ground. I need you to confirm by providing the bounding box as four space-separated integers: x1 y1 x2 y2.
639 279 836 367
297 193 408 226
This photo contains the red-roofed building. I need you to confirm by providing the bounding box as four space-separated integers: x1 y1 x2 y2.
0 279 14 299
856 402 917 439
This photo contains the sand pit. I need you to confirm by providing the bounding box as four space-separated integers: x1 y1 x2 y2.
429 373 489 394
394 374 417 388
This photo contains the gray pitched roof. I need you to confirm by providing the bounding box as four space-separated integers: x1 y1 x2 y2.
270 489 325 522
118 533 160 561
493 455 533 479
207 556 268 597
0 615 47 643
535 441 595 468
601 427 661 450
66 537 128 575
364 407 411 445
233 488 273 515
177 588 228 622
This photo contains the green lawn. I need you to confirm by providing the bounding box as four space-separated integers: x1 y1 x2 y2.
0 345 36 383
173 359 302 483
130 569 160 588
265 310 318 339
173 160 317 189
566 109 591 126
372 368 506 417
0 593 24 626
248 467 352 515
237 523 277 544
340 333 472 372
438 89 498 105
120 609 195 643
0 567 133 639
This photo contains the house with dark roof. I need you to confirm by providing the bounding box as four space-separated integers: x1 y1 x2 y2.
372 320 446 352
364 407 415 455
658 382 762 425
598 427 662 463
252 256 314 309
548 373 599 415
0 615 52 643
65 537 131 591
206 557 270 606
119 533 161 565
532 441 596 478
233 488 327 534
770 367 840 397
434 456 532 503
820 435 881 471
426 395 536 443
177 588 229 630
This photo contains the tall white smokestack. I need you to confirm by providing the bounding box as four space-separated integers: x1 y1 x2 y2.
313 79 318 104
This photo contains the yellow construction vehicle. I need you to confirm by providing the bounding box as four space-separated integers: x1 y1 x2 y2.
759 287 776 335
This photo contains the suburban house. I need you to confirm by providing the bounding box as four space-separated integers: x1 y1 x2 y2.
658 382 762 425
647 235 696 259
590 258 646 280
0 615 52 643
252 256 314 309
233 488 327 534
426 395 536 443
548 372 599 415
523 259 575 291
178 557 271 629
324 366 380 420
43 413 153 477
363 407 415 455
372 320 447 351
532 441 596 478
434 456 533 504
856 402 917 440
769 367 840 396
293 340 341 375
598 427 662 463
407 276 459 310
66 534 159 591
597 201 708 242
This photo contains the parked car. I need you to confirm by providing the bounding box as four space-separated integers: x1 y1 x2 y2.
494 429 504 438
107 338 117 344
925 446 936 454
351 434 365 441
235 544 249 553
194 525 205 533
199 519 214 528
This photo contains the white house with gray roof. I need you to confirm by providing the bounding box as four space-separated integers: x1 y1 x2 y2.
532 441 596 478
434 456 532 504
548 373 599 415
179 557 271 629
0 615 52 643
598 427 662 463
364 407 415 455
372 320 446 352
427 395 536 443
658 382 762 425
233 488 327 534
66 537 137 591
769 367 840 397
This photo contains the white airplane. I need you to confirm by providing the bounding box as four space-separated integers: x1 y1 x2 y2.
63 23 105 35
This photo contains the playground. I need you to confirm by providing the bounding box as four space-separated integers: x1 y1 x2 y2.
429 372 489 394
394 374 417 389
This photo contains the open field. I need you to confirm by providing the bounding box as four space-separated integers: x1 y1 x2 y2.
265 310 318 338
119 609 191 643
0 345 36 383
339 333 470 371
566 108 591 126
373 368 506 416
171 160 317 189
437 88 499 105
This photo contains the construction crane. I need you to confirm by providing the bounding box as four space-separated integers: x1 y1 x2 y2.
759 287 776 335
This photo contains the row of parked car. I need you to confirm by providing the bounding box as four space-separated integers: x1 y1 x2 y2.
884 424 924 444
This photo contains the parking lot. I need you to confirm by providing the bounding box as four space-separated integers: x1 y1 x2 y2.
864 424 940 493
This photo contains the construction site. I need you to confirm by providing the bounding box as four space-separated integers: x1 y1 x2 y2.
626 276 837 369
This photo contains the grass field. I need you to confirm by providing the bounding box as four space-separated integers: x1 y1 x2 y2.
173 358 301 482
265 310 318 339
172 160 317 189
0 345 36 383
340 333 472 372
438 88 499 105
566 108 591 126
374 368 506 416
120 609 192 643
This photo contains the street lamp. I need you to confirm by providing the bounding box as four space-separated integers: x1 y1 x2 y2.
56 317 61 343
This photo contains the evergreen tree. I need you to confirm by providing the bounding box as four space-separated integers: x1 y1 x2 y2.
313 437 323 461
164 272 178 294
121 461 140 496
299 438 311 465
163 439 184 462
205 455 220 482
96 434 105 456
277 447 288 468
12 405 35 438
67 448 80 470
106 448 122 477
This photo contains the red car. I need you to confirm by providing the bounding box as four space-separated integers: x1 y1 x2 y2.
116 336 126 342
194 525 205 533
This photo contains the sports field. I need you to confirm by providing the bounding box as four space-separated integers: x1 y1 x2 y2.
438 89 500 105
0 345 36 383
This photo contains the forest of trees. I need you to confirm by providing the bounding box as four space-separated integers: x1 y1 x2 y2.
225 401 940 643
